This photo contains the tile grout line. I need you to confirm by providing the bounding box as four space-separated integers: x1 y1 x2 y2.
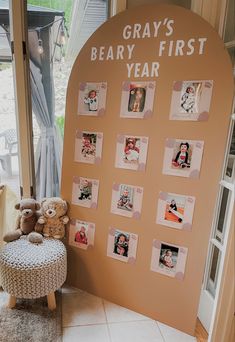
155 321 167 342
101 298 113 342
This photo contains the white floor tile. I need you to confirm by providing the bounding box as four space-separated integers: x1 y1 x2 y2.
157 322 197 342
109 321 164 342
62 289 106 327
63 324 110 342
104 300 151 323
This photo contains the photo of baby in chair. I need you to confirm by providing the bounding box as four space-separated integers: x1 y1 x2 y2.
159 243 179 272
117 185 134 212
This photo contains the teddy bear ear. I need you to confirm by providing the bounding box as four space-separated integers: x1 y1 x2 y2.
40 198 47 205
15 203 20 210
35 202 41 210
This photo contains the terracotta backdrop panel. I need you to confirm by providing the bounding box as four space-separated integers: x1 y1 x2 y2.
61 4 234 335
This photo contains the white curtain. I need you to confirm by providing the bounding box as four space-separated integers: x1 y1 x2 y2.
28 30 62 199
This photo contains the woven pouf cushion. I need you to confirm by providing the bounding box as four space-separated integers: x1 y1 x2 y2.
0 237 67 299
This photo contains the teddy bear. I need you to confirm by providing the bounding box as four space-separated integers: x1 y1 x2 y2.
3 198 43 243
35 197 69 239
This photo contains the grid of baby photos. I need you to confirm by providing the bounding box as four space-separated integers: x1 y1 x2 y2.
71 76 211 278
69 219 95 250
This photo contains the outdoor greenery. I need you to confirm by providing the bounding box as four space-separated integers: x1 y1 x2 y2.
28 0 73 28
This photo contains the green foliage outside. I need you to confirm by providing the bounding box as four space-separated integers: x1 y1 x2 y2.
28 0 73 28
56 115 65 138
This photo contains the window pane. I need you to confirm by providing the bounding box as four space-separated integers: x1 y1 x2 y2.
224 0 235 43
226 123 235 179
206 245 221 297
0 8 20 198
216 187 229 236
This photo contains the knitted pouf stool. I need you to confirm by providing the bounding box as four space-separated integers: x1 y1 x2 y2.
0 237 67 310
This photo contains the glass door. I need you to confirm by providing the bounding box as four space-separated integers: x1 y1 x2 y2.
0 7 20 198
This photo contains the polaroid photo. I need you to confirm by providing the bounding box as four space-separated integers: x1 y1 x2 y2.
74 130 103 164
115 135 149 171
150 240 188 280
156 191 195 230
107 227 138 264
111 183 144 219
72 176 99 209
69 219 95 250
162 139 204 178
169 80 213 121
78 82 107 116
120 81 156 119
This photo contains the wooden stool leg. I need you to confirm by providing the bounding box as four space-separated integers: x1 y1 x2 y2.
47 292 56 310
8 295 16 309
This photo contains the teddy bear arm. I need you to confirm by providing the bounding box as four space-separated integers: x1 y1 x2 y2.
15 215 21 230
3 229 22 243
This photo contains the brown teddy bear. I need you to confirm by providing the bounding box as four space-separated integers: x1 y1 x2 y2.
3 198 43 243
35 197 69 239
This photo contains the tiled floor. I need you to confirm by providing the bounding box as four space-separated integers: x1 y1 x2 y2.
62 287 197 342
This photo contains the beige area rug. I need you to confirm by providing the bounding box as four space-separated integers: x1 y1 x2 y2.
0 289 62 342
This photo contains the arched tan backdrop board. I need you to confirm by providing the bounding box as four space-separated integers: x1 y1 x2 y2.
61 4 234 335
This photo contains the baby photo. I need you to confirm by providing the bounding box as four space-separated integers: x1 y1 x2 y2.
156 192 195 230
117 185 134 212
115 135 149 171
113 230 130 257
72 176 99 209
162 138 204 178
171 141 193 170
69 219 95 250
150 240 188 279
165 194 185 223
128 84 146 113
159 243 179 273
169 80 213 121
111 183 143 219
74 130 103 164
78 82 107 116
180 82 202 114
107 227 138 263
120 81 156 119
123 137 141 165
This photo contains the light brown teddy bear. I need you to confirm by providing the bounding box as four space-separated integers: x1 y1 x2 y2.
35 197 69 239
3 198 43 243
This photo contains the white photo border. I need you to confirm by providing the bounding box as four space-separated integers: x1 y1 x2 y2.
169 80 213 121
115 134 149 171
74 130 103 165
69 218 95 250
150 240 188 280
71 176 99 209
78 82 107 116
162 138 204 178
120 81 156 119
107 227 138 264
156 191 196 230
111 183 144 219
